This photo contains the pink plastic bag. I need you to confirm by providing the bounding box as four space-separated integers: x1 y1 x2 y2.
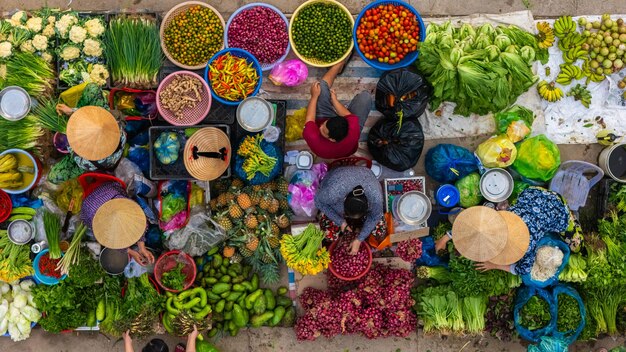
269 59 308 87
288 163 327 217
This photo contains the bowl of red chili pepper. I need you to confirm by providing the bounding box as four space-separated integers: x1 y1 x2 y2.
204 48 262 106
33 249 67 286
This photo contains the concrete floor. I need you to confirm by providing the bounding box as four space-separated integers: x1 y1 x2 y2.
2 0 626 351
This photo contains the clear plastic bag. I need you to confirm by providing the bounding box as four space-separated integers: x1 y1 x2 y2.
165 207 226 257
268 59 308 87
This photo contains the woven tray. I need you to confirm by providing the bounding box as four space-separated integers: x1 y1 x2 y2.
160 1 225 70
149 125 231 180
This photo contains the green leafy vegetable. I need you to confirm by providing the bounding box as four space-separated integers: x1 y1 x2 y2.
556 294 581 332
161 262 186 291
519 296 551 331
462 295 488 334
448 250 521 298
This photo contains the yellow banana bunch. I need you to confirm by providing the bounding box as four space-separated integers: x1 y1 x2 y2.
0 154 17 173
556 64 584 85
536 22 555 49
554 16 577 39
538 80 564 102
558 32 586 52
567 83 592 108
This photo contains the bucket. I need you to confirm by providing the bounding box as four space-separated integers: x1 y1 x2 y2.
99 247 129 275
599 143 626 183
436 184 460 208
480 168 514 202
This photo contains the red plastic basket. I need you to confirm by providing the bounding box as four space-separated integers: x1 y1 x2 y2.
328 239 372 281
154 250 197 293
78 172 127 199
157 71 212 126
0 189 12 223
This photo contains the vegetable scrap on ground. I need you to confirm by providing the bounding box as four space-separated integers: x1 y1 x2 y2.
0 3 625 352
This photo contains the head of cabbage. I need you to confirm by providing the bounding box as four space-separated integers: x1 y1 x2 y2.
455 172 483 208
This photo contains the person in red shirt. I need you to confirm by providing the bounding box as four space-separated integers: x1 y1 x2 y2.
302 60 372 159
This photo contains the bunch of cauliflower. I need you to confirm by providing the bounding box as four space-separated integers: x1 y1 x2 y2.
0 10 57 61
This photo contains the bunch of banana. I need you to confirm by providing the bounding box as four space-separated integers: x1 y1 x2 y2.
563 45 588 63
0 154 17 173
556 64 584 85
557 32 586 52
567 84 592 108
538 80 564 102
554 16 577 39
581 59 606 83
536 22 555 49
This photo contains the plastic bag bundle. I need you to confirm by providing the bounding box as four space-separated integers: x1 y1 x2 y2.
375 67 432 120
514 286 557 343
165 207 226 257
286 108 307 142
552 284 586 344
521 236 570 289
425 144 478 183
268 59 308 87
494 105 534 143
527 336 569 352
288 164 327 217
158 180 190 231
367 118 424 171
512 135 561 182
476 135 518 168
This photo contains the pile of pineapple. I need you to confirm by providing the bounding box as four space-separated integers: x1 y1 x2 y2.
210 177 292 283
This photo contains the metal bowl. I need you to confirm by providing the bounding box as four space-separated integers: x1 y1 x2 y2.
7 219 34 245
392 191 431 226
236 97 273 132
0 86 31 121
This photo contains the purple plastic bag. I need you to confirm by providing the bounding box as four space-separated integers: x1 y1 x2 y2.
288 163 327 217
269 59 308 87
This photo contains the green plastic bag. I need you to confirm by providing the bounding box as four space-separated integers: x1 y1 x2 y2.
495 105 534 143
455 172 483 207
512 135 561 182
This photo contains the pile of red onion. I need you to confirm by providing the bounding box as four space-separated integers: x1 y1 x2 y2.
295 264 416 340
227 6 289 64
330 235 371 279
395 238 423 263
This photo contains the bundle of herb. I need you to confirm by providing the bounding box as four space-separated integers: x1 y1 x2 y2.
556 294 582 333
0 115 44 154
519 296 551 331
161 262 186 291
32 98 67 134
43 211 61 259
0 52 55 97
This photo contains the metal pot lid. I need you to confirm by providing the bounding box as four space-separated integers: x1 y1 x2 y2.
480 168 514 202
236 97 273 132
396 191 432 225
0 86 30 121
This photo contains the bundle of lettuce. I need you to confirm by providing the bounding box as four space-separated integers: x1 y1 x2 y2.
417 22 548 116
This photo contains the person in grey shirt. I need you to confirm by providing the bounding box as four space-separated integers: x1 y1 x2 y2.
314 166 384 255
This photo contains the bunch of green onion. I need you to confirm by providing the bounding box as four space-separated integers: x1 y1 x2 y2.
0 115 44 154
43 211 62 259
0 52 54 97
105 15 163 89
56 222 87 276
32 98 67 134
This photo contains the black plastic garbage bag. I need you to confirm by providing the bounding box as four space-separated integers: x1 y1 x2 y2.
375 67 432 120
367 118 424 171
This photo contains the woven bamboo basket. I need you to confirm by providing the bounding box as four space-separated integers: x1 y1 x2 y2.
160 1 226 70
183 127 231 181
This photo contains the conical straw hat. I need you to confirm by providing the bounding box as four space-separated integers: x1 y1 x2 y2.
489 211 530 265
452 206 508 262
66 106 120 161
92 198 146 249
184 127 231 181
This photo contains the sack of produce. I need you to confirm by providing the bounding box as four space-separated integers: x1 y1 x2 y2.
367 118 424 171
285 107 307 142
475 135 517 168
455 172 483 207
514 286 557 343
512 134 561 182
527 336 569 352
522 236 570 289
425 144 478 183
494 105 534 143
375 67 432 121
268 59 308 87
552 284 586 344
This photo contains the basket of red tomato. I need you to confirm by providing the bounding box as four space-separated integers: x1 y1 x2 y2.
354 0 425 70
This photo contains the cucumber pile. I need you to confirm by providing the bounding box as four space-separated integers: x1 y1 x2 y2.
188 249 295 336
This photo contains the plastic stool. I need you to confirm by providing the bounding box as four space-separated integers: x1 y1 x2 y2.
549 160 604 212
